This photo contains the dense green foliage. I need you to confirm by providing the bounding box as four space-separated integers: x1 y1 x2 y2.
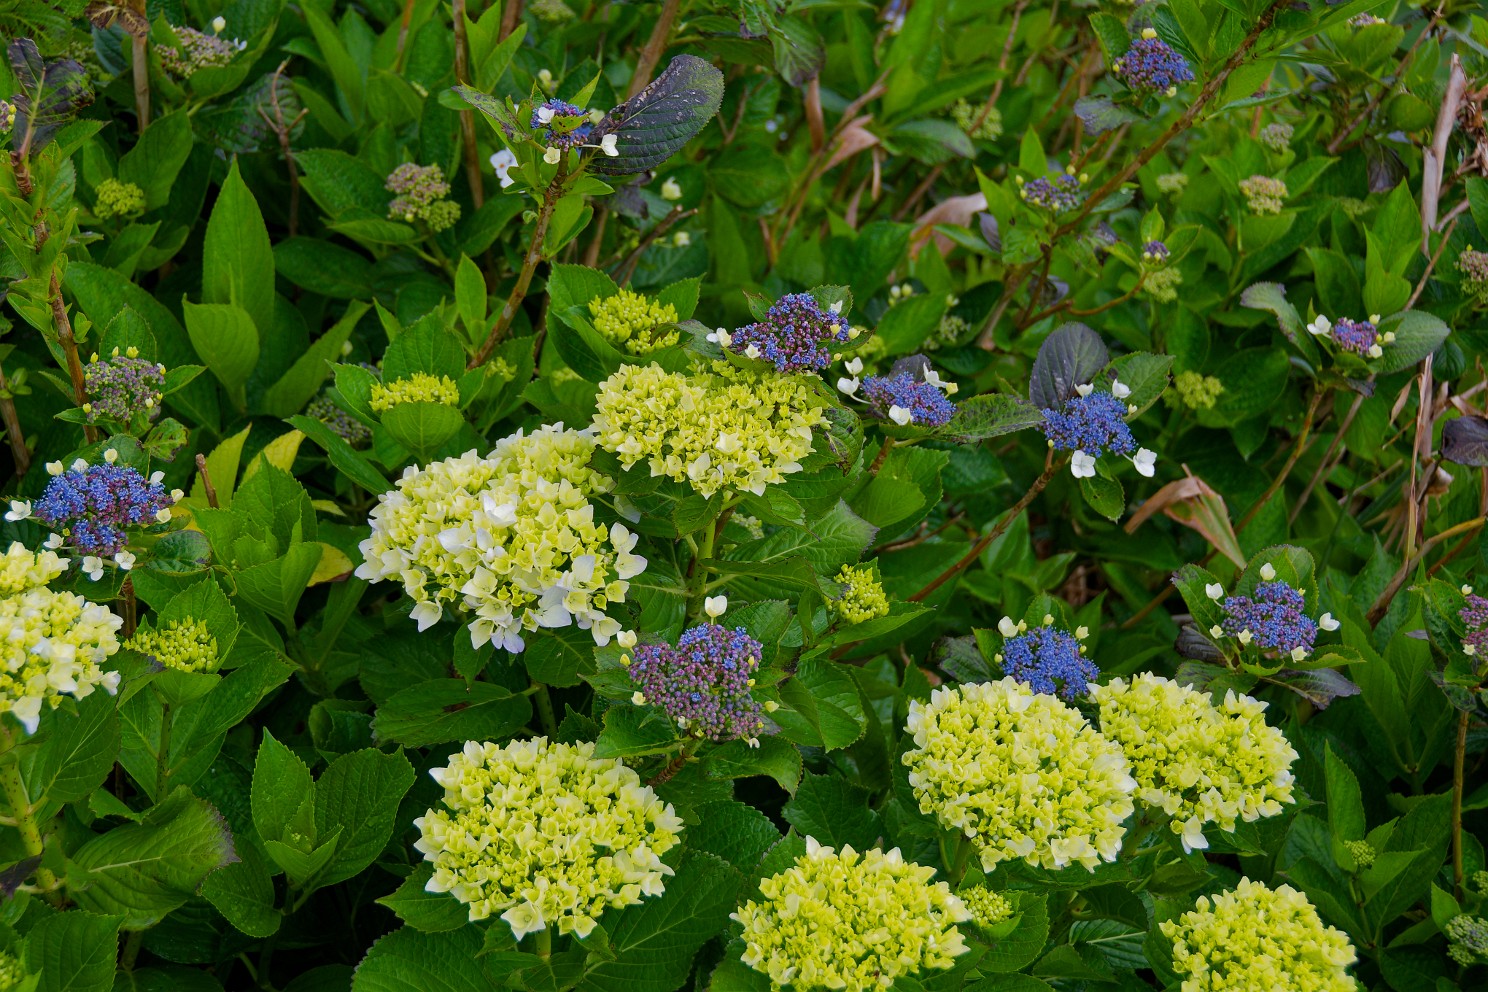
1 0 1488 990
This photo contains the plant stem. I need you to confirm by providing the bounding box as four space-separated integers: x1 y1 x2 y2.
470 159 571 367
130 1 150 131
627 0 682 99
499 0 524 41
0 726 58 896
453 0 485 212
909 458 1057 602
0 361 30 476
533 682 557 737
120 930 143 971
195 452 220 508
1452 708 1468 899
49 271 98 444
1234 388 1323 532
533 926 552 961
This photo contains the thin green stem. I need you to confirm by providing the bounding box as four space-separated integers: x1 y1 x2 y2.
0 725 57 895
533 682 558 737
534 926 552 961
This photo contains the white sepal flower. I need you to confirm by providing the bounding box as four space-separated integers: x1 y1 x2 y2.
631 691 646 705
704 595 728 618
45 461 63 476
537 105 556 124
1318 612 1339 632
1259 562 1276 580
410 601 442 632
706 327 731 347
114 550 135 571
844 356 864 376
1306 315 1332 337
543 146 562 165
1070 450 1097 478
1076 383 1094 397
1111 379 1131 399
4 500 30 522
617 630 637 649
998 616 1020 638
82 556 105 581
888 405 913 426
837 377 860 397
103 448 119 464
599 134 619 156
490 149 518 189
1206 583 1224 600
212 15 226 33
1132 448 1157 478
660 178 682 201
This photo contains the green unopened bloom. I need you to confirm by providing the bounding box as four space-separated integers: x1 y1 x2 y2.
1161 879 1357 991
1459 247 1488 303
95 178 146 220
1092 674 1297 854
951 99 1001 141
1446 914 1488 966
1342 839 1375 869
369 372 461 412
1143 266 1183 303
833 564 889 624
961 887 1014 930
1156 173 1188 196
386 163 461 232
732 837 970 991
903 678 1135 872
127 618 219 674
1239 175 1288 215
1171 370 1223 410
588 289 680 355
0 951 26 990
414 738 683 938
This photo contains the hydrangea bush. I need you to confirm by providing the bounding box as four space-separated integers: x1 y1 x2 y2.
0 2 1485 991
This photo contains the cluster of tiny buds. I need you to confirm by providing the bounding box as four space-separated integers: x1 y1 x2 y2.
888 283 916 304
1141 241 1169 265
1017 167 1087 212
1205 562 1337 662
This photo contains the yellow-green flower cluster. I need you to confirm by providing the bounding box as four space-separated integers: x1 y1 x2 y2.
127 618 219 674
961 887 1014 930
592 362 825 497
1161 879 1357 992
732 837 970 992
1143 266 1183 303
0 543 122 734
903 678 1135 871
1343 840 1375 869
0 951 24 990
951 99 1002 141
833 564 889 624
369 372 461 413
1156 173 1189 196
588 290 680 355
356 425 645 652
1239 175 1288 214
95 178 146 220
1171 370 1224 410
414 738 683 938
1092 674 1297 853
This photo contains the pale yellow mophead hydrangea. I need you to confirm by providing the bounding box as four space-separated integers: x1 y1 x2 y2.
414 738 684 938
833 564 889 624
903 678 1136 871
0 544 122 734
1161 879 1358 992
588 289 680 355
592 362 825 497
1091 674 1297 853
356 424 646 652
732 837 970 992
127 618 219 674
369 372 462 412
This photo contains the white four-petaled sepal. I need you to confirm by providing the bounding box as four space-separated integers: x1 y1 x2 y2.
45 461 63 476
114 550 136 571
660 178 682 200
706 328 731 346
631 691 646 706
543 146 562 165
829 301 844 315
998 616 1020 638
490 149 518 189
837 377 860 397
1259 562 1276 580
599 134 619 156
82 556 105 581
1075 383 1094 397
1070 451 1097 478
744 344 761 359
1368 344 1383 359
1205 583 1224 600
103 448 119 464
1111 379 1131 399
410 601 442 631
212 15 226 32
1318 612 1340 632
4 500 30 522
537 106 556 124
844 356 864 376
617 630 637 649
704 595 728 618
888 405 913 426
1306 315 1332 337
1132 448 1156 477
1290 646 1307 662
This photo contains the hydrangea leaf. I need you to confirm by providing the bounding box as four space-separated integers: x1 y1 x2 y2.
1029 323 1109 409
590 55 725 176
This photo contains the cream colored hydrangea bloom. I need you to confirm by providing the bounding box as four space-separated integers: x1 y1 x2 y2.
1092 673 1297 853
356 424 646 652
414 738 684 938
592 362 825 497
0 544 122 734
903 678 1135 871
732 837 970 991
1161 879 1357 991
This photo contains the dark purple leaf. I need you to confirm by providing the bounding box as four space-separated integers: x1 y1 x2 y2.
1270 668 1361 709
0 856 41 899
591 55 724 176
1175 624 1224 663
1174 661 1258 696
9 38 93 154
1441 416 1488 467
1363 138 1406 194
1028 322 1108 409
1074 96 1142 136
977 212 1001 252
933 635 994 683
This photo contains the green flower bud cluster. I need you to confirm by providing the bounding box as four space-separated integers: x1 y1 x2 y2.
95 178 147 220
1156 173 1189 196
1343 839 1375 869
369 372 461 412
1459 247 1488 303
587 289 680 355
832 564 889 624
1170 370 1224 410
1239 175 1288 215
1445 915 1488 967
0 951 25 991
386 164 461 232
951 99 1002 141
961 887 1014 930
1143 266 1183 303
127 618 219 674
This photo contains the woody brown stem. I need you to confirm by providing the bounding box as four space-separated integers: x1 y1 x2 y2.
453 0 485 211
195 453 220 508
0 362 30 476
627 0 682 99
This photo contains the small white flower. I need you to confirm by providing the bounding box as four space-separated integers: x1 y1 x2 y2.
45 461 63 476
704 595 728 618
844 356 863 376
490 149 518 189
1259 562 1276 581
1042 614 1054 626
1210 625 1224 638
1318 612 1340 632
923 368 951 392
1290 646 1307 662
888 405 913 426
71 458 88 472
706 327 732 347
543 146 562 165
4 500 30 522
836 377 860 397
1132 448 1157 478
1306 315 1332 337
1206 583 1224 600
617 630 637 649
599 134 619 156
1111 379 1131 400
410 601 442 631
1238 629 1254 645
715 432 740 454
170 488 185 502
537 105 556 124
764 700 779 712
212 15 226 33
1178 817 1209 854
746 736 760 749
1369 314 1381 324
1463 585 1475 596
114 550 136 571
673 231 691 247
829 301 844 315
631 691 647 706
1075 625 1089 640
103 448 119 464
660 178 682 201
998 616 1020 638
1076 383 1094 397
82 556 105 581
155 508 172 524
1070 450 1097 478
1381 331 1395 344
43 533 64 550
1467 643 1479 657
744 344 761 360
1367 344 1383 359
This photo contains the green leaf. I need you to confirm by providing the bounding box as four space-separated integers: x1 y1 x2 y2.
377 864 471 933
590 55 725 176
353 926 493 992
262 302 370 419
26 911 120 992
202 158 275 339
313 748 416 886
273 237 376 299
370 680 533 749
1029 323 1108 409
201 843 280 938
685 801 782 871
379 402 465 463
1079 474 1124 521
291 415 392 495
943 393 1045 442
1375 311 1449 374
705 736 803 794
875 295 947 354
18 691 119 815
773 659 867 750
455 255 487 343
382 321 467 381
1325 743 1366 843
782 774 881 850
251 729 315 846
68 789 238 928
183 301 259 409
233 543 323 625
116 111 193 211
980 892 1050 973
593 705 682 759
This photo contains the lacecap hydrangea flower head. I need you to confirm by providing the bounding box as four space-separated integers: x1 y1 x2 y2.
625 623 770 742
414 738 683 938
385 163 460 232
0 543 122 734
994 614 1098 701
1161 879 1358 992
1306 314 1394 360
19 453 176 559
82 347 164 427
903 678 1136 871
727 292 853 374
1018 168 1086 212
356 424 646 652
1092 673 1298 853
592 362 825 497
732 837 970 992
1207 563 1335 662
1113 29 1195 96
1039 380 1156 480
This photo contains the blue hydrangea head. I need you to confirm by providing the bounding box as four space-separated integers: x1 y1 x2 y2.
861 373 956 427
531 98 592 148
1019 174 1084 212
1000 625 1099 701
1141 240 1169 264
1331 318 1379 356
1221 581 1317 654
629 624 769 742
1114 36 1196 94
1039 391 1137 457
33 462 172 556
730 293 851 374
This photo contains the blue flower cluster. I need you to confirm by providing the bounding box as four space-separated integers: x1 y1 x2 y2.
531 98 591 148
999 625 1099 701
1019 174 1084 212
1040 392 1137 457
627 624 769 742
1331 318 1379 356
862 373 957 427
1221 581 1317 655
1114 33 1196 95
34 462 172 556
1141 241 1169 265
730 293 851 374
